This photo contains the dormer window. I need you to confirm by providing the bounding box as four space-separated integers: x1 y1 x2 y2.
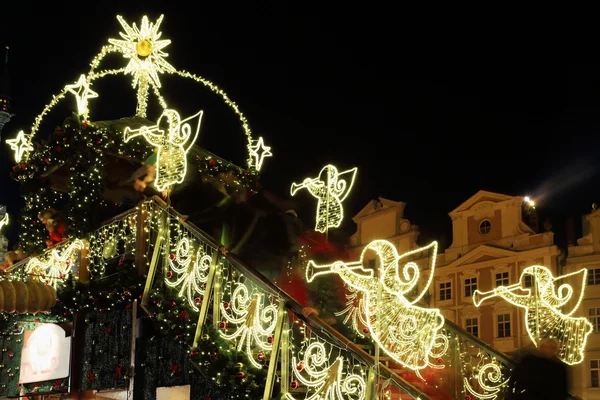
479 220 491 235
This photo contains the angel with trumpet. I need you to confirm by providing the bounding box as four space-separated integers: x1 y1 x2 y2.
473 265 593 365
306 239 448 373
124 109 203 192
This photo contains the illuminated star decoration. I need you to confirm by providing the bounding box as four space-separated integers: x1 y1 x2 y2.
291 164 357 233
473 265 593 365
0 213 8 232
109 15 176 116
248 136 272 171
6 130 34 162
306 240 448 375
65 74 98 118
124 109 203 191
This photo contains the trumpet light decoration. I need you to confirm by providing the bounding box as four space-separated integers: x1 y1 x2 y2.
291 164 357 233
306 239 448 372
473 265 593 365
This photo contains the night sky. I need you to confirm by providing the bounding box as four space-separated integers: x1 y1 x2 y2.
2 5 600 251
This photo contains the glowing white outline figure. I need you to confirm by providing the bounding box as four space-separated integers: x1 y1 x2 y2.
6 130 34 163
124 109 203 191
0 213 8 233
219 284 278 369
291 164 357 233
306 240 448 372
65 74 98 118
164 237 213 312
25 240 84 289
286 341 366 400
248 136 272 171
473 265 593 365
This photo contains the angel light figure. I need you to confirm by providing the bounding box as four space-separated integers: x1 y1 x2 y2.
473 265 593 365
124 108 203 191
291 164 357 233
306 240 448 372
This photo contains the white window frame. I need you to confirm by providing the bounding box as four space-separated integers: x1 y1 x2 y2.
479 219 492 235
589 268 600 286
464 316 479 338
496 313 512 338
439 281 452 301
495 271 509 287
461 269 480 303
590 307 600 333
591 359 600 388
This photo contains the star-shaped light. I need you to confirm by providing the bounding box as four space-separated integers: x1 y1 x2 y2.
249 137 272 171
6 130 34 162
0 213 8 232
108 15 176 89
65 74 98 117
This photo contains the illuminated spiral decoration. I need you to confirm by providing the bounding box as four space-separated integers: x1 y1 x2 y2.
288 341 366 400
464 361 509 400
220 282 278 368
164 237 212 311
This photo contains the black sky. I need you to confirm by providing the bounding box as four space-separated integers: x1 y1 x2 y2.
2 5 600 250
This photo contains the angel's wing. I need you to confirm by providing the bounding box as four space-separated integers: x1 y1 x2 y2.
334 167 358 202
554 268 587 317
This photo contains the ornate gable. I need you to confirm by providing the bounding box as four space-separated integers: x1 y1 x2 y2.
449 190 515 216
446 245 516 269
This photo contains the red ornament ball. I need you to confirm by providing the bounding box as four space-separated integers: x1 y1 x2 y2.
169 254 176 261
362 327 369 334
296 362 304 372
257 352 266 361
195 297 202 304
191 350 199 356
236 372 245 379
209 351 217 358
267 335 274 344
166 271 173 278
290 380 300 389
219 321 228 330
223 302 230 309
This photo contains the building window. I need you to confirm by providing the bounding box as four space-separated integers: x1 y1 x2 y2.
524 274 534 288
465 317 479 337
439 282 452 301
497 313 511 338
589 268 600 285
464 277 477 297
589 308 600 333
479 220 491 235
495 272 509 287
592 360 600 387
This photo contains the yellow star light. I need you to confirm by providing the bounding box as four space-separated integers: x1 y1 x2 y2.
65 74 98 117
109 15 176 89
6 130 34 162
0 213 8 232
248 136 272 171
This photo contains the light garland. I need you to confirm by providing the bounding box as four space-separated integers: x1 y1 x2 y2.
25 239 85 288
306 239 448 372
291 164 357 233
164 237 213 312
123 109 203 191
286 341 365 400
0 212 8 233
463 359 508 400
6 130 34 163
473 265 593 365
219 282 278 369
65 74 98 119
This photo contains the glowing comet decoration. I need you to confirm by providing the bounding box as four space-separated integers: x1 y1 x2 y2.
0 213 8 233
65 74 98 118
164 237 213 312
286 341 365 400
219 284 278 369
108 14 176 116
124 109 203 191
291 164 357 233
25 240 85 288
248 136 272 171
6 131 34 162
473 265 593 365
306 240 448 373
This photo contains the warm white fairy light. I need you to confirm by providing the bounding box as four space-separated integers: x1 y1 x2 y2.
65 74 98 119
6 130 34 163
219 283 278 368
291 164 357 233
109 15 175 116
463 359 508 400
306 239 448 372
124 109 203 191
164 237 212 312
335 289 368 338
286 341 365 400
248 136 272 171
0 212 8 233
473 265 592 365
25 240 85 288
